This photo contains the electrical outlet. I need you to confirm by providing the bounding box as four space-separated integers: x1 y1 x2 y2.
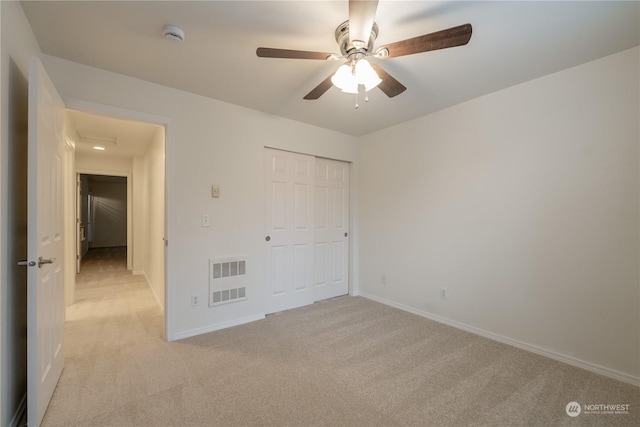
440 288 448 299
201 214 210 227
191 295 199 307
381 274 387 284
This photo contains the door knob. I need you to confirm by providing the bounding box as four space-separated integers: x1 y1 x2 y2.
344 232 348 237
265 236 271 242
38 257 56 268
17 260 36 267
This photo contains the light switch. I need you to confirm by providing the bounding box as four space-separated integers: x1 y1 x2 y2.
201 214 210 227
211 185 220 198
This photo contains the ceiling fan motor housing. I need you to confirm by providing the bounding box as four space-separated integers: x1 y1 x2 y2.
335 20 379 58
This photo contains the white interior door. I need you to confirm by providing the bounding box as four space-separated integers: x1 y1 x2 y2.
265 148 315 314
27 57 66 426
314 158 350 301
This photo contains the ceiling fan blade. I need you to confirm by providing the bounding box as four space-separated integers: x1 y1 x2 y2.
256 47 335 60
380 23 472 58
372 64 406 98
303 74 335 100
349 0 379 46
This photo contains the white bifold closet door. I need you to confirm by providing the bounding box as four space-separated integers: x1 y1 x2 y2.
264 149 350 315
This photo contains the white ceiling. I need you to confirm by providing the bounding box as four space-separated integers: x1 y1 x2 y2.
22 1 640 137
67 109 161 158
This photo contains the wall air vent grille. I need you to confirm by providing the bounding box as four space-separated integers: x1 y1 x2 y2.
209 257 247 306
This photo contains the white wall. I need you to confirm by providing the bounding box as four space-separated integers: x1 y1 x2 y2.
76 152 132 175
41 54 360 340
142 127 165 310
88 179 127 248
0 1 42 425
132 157 146 274
63 115 78 306
358 47 639 383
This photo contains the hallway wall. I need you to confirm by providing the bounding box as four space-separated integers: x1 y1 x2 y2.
63 112 78 307
132 126 166 311
79 174 89 256
142 127 165 311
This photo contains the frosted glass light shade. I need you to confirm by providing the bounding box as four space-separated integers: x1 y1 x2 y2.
355 59 382 91
331 59 382 94
331 64 358 94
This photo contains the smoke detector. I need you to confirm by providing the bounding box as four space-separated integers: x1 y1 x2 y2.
163 25 184 42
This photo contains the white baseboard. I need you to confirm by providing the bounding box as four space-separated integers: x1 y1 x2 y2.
173 313 266 340
358 292 639 387
9 393 26 427
142 271 164 314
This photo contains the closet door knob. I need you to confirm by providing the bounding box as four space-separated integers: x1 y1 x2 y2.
265 236 271 242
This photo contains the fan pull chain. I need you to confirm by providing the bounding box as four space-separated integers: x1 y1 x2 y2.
355 92 359 109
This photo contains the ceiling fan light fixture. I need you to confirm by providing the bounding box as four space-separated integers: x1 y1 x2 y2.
331 59 381 94
341 85 359 94
355 59 382 91
256 1 472 102
331 63 357 92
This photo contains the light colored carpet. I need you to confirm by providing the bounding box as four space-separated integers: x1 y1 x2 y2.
42 247 639 426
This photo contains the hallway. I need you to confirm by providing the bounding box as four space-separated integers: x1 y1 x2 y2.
67 247 161 324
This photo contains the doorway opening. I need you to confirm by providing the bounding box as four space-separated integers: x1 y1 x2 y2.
77 174 128 269
67 108 167 336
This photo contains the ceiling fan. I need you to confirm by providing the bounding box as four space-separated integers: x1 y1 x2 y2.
256 0 472 104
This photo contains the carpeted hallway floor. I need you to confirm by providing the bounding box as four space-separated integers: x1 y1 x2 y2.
41 247 639 426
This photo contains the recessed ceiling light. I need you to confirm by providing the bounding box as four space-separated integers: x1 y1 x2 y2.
80 134 117 147
93 146 105 151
